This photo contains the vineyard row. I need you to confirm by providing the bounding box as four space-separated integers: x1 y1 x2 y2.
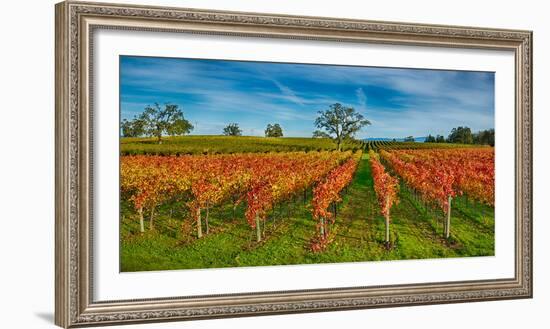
378 147 494 238
121 151 361 243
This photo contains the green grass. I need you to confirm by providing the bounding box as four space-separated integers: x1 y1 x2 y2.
120 135 365 155
120 153 494 272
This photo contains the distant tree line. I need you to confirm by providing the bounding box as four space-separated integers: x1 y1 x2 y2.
425 127 494 146
424 135 447 143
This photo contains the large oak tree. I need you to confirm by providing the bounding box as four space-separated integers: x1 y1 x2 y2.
121 103 193 143
314 103 371 151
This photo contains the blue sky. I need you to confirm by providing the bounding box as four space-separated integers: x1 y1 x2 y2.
120 56 494 139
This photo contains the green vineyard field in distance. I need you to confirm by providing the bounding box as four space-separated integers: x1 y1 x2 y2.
120 135 486 155
361 140 485 151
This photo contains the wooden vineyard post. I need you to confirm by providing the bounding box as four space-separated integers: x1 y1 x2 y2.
445 196 452 239
385 196 390 246
196 207 202 238
369 150 398 249
320 217 325 238
205 201 210 235
149 206 155 230
262 217 266 238
232 195 237 219
255 214 262 242
138 206 144 233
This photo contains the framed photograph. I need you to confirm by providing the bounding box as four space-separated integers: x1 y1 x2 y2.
55 1 532 327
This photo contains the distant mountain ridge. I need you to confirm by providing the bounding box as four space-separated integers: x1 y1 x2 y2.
364 137 427 142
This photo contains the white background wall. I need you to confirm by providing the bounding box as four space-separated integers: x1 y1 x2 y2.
0 0 546 328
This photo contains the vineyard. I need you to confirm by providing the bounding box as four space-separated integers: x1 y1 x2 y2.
121 151 360 243
120 142 495 271
379 148 494 239
362 140 484 151
120 135 481 155
121 135 366 155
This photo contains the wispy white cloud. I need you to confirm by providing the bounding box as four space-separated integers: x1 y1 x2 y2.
355 87 367 111
269 79 305 106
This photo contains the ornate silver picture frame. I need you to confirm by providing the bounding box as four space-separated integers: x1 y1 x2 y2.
55 1 532 327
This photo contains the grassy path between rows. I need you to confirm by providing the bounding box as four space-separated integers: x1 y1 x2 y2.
120 154 494 272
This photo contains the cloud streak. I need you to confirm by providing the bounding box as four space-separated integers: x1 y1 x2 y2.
355 87 367 112
269 78 305 106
